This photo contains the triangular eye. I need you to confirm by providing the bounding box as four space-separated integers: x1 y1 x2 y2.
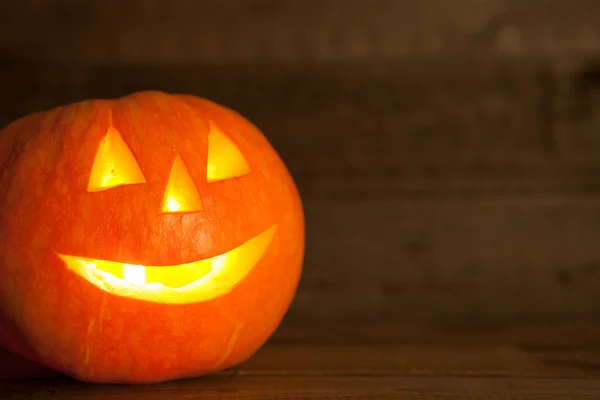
162 154 204 213
206 122 250 183
87 126 146 192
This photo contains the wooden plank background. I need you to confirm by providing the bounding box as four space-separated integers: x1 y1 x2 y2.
3 0 600 63
2 0 600 323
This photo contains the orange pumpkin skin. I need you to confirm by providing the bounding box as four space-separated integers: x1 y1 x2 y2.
0 91 304 383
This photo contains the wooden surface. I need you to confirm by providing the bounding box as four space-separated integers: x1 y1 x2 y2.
3 0 600 324
2 321 600 398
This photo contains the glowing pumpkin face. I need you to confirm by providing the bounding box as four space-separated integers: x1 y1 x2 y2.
58 121 276 305
0 91 304 384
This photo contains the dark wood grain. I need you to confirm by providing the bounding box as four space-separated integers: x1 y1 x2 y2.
270 320 600 347
2 322 600 398
2 0 600 64
291 197 600 322
242 345 600 379
3 376 600 399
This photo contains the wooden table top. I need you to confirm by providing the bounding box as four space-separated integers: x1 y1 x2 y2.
2 320 600 399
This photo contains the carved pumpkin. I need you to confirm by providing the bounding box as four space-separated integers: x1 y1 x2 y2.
0 91 304 383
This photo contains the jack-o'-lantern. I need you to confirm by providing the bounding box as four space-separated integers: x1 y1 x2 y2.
0 91 304 383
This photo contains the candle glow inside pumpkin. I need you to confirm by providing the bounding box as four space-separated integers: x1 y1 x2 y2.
57 121 275 305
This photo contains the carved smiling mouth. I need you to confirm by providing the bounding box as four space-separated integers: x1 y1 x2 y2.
57 225 277 304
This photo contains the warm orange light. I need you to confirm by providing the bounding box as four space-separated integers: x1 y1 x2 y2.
206 122 251 183
57 225 277 304
87 126 146 192
162 154 204 213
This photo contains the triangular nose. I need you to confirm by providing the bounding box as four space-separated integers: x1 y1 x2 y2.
162 154 204 213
